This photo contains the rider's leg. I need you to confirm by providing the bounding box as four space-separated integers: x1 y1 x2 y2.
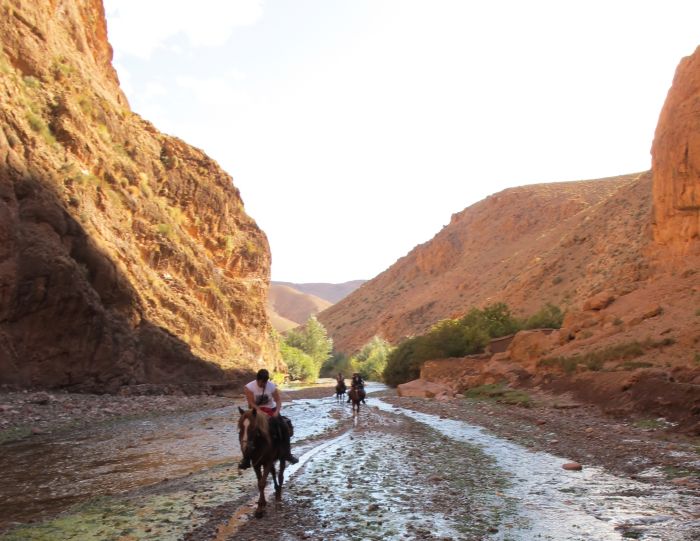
280 418 298 464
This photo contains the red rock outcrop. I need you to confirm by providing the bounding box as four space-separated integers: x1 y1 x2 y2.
652 45 700 254
0 0 278 392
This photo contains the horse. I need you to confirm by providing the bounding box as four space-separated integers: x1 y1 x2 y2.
348 386 365 414
335 380 346 402
237 407 288 518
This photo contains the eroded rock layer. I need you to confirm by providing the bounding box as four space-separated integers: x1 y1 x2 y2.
0 0 278 391
652 45 700 254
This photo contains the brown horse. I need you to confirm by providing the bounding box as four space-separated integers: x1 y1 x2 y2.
237 407 288 518
335 380 346 402
348 386 365 414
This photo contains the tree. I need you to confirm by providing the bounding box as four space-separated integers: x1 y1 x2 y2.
352 336 392 381
382 303 523 386
283 316 333 380
280 342 316 382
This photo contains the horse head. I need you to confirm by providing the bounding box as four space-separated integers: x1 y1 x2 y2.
238 407 271 457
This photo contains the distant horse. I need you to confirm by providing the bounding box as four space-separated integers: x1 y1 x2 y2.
237 407 288 518
348 386 365 414
335 381 346 402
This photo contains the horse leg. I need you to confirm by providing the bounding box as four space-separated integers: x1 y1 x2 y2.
270 463 280 501
274 460 285 501
254 464 269 518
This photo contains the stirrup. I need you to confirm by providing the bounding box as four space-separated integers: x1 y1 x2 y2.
238 456 251 470
285 453 299 464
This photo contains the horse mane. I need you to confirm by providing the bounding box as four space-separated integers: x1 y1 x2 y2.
241 409 271 442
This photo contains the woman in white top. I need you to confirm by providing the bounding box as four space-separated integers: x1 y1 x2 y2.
239 369 298 469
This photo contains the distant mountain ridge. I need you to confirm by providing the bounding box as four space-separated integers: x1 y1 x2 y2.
267 280 365 331
272 280 366 304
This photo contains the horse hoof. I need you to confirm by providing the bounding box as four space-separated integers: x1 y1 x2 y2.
275 491 282 501
254 509 264 519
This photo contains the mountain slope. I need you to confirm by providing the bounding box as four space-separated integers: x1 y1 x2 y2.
0 0 278 391
273 280 365 304
267 284 332 330
319 173 652 354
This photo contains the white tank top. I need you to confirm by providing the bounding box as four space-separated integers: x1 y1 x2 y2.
245 380 277 410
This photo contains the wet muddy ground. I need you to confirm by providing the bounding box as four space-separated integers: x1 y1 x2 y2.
0 383 698 540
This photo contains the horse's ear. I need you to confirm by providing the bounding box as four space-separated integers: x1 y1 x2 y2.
238 406 245 415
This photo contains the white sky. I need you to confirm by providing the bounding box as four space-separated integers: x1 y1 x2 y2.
103 0 700 283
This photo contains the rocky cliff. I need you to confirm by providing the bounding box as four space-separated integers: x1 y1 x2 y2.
652 45 700 255
320 173 653 353
0 0 278 392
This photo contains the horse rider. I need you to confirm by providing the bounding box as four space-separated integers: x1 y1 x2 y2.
238 369 298 469
336 372 345 386
348 372 367 404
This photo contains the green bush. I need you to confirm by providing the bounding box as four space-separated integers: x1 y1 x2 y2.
352 336 392 381
383 336 425 387
383 303 520 386
26 111 56 145
382 302 567 386
280 343 316 382
286 317 332 364
320 352 354 378
520 303 564 329
283 316 333 381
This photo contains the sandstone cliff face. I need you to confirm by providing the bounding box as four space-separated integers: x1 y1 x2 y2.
652 45 700 254
0 0 278 391
320 173 652 353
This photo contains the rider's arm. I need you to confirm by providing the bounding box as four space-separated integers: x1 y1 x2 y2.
244 386 256 411
272 388 282 416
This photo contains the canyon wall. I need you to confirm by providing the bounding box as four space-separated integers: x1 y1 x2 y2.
320 173 652 353
652 45 700 254
0 0 278 391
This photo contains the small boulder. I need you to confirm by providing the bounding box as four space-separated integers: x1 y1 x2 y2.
583 291 616 311
562 462 583 471
397 379 454 399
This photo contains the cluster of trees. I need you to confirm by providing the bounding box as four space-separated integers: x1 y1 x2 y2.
321 335 392 382
279 316 333 382
279 303 563 386
383 303 563 386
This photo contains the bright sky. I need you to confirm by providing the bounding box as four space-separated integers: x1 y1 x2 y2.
103 1 700 284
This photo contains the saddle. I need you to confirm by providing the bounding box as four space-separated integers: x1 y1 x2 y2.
270 415 294 441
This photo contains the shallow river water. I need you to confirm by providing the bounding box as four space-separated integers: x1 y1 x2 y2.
0 384 697 540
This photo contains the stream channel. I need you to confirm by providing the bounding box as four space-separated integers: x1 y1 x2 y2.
0 384 697 540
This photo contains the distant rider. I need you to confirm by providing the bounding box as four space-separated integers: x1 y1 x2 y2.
348 372 366 404
238 369 298 469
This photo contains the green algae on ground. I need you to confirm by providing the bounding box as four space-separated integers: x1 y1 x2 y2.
0 461 253 541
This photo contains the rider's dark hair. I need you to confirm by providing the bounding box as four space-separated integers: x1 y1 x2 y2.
256 369 270 381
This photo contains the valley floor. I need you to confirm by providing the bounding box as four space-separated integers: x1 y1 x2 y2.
0 382 698 540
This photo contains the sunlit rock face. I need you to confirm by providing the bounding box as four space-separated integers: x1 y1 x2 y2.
652 45 700 255
320 173 653 354
0 0 278 391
